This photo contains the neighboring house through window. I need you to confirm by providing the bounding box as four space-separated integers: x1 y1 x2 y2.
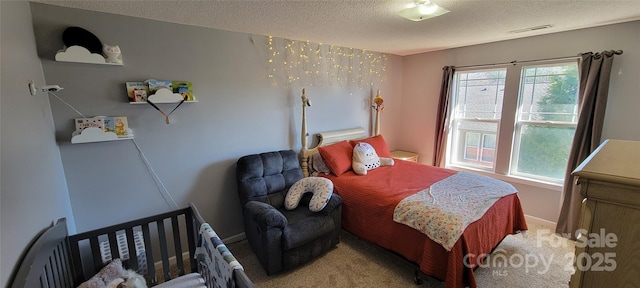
447 62 579 184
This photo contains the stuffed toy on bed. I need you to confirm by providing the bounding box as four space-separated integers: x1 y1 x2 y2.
352 142 394 175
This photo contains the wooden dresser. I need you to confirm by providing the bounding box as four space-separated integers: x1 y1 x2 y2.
569 139 640 288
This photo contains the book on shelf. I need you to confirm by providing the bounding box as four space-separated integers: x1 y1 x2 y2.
126 82 149 102
103 116 129 138
146 80 173 95
75 117 104 132
75 116 129 138
127 80 194 102
172 81 194 101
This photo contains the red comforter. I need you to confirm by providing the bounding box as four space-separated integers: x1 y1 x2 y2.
321 160 527 288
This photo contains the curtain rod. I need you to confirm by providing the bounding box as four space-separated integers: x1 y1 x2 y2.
452 50 623 70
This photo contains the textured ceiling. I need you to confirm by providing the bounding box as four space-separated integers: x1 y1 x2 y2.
32 0 640 56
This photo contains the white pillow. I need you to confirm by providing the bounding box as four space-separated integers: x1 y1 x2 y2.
285 177 334 212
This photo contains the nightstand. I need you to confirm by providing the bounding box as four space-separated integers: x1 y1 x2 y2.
390 150 419 162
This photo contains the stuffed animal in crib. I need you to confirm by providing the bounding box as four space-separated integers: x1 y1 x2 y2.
117 270 147 288
352 142 394 175
77 259 148 288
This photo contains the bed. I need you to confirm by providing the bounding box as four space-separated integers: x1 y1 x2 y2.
10 203 255 288
298 92 527 288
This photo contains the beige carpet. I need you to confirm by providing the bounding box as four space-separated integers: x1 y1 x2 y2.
226 223 575 288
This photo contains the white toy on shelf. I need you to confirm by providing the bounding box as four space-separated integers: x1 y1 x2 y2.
102 44 122 64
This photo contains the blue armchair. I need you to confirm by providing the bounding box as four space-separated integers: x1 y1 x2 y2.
236 150 342 275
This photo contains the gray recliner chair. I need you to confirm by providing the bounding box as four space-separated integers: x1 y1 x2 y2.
236 150 342 275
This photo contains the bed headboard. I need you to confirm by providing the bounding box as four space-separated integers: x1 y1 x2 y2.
300 128 368 177
299 89 372 177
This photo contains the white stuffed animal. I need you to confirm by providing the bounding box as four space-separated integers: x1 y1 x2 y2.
118 270 147 288
352 142 394 175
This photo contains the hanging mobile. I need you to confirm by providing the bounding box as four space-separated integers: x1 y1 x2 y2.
147 100 170 124
147 99 186 124
166 99 185 117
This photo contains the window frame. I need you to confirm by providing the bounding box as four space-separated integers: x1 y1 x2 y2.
446 60 579 186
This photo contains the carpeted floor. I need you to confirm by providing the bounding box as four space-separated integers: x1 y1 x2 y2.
226 223 575 288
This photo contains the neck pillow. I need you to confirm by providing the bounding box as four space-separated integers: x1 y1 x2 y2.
285 177 334 212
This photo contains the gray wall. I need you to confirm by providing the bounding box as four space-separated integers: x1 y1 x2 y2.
28 3 403 236
401 20 640 222
0 1 76 286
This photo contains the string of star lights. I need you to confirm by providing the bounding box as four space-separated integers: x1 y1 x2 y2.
255 35 387 88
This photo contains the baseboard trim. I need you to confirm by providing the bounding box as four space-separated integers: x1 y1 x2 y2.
152 232 247 271
222 232 246 244
525 214 556 229
154 252 191 272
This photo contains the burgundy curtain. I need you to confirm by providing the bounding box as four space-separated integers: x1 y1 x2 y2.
433 66 455 167
556 50 621 238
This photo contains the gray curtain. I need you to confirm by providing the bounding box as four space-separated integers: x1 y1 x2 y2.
433 66 455 167
556 50 622 238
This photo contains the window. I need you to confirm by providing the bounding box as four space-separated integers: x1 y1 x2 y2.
448 63 579 183
450 69 505 170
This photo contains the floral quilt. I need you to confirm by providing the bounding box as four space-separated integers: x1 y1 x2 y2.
393 171 517 251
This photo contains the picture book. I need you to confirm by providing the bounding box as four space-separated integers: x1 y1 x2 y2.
146 80 173 95
75 117 104 133
172 81 194 101
126 82 149 102
103 116 129 138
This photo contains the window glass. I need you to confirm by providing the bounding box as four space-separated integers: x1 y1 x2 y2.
454 70 505 119
514 125 576 179
464 132 480 161
481 134 496 163
512 64 578 181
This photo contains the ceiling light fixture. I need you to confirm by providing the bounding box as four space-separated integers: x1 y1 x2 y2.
398 0 450 22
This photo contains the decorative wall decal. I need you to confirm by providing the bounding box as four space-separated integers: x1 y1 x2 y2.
62 26 103 54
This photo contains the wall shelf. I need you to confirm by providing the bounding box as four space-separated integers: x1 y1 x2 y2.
71 127 133 144
129 88 198 104
55 45 123 65
130 101 198 105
